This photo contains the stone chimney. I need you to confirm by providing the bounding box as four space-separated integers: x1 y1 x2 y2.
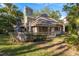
23 6 33 32
23 6 33 26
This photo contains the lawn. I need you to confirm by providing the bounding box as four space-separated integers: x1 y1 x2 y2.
0 34 78 56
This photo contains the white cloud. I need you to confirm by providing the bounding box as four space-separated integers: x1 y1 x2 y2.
34 3 51 7
42 3 52 7
0 3 6 7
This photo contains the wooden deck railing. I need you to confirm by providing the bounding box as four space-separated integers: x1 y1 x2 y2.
32 32 51 35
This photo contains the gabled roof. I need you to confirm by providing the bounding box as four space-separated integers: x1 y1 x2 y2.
31 16 62 27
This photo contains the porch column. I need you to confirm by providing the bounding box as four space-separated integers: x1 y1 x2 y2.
59 27 61 31
63 24 65 32
33 27 37 33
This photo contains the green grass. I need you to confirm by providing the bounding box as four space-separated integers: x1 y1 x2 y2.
0 34 69 56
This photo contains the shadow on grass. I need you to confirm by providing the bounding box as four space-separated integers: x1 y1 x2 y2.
0 40 67 56
0 34 11 45
0 43 36 55
15 41 68 56
56 45 67 50
0 34 69 56
0 40 51 55
52 47 69 56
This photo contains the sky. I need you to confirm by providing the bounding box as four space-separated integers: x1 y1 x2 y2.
15 3 67 19
0 3 67 19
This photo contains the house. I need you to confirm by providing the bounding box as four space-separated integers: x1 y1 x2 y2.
22 6 65 40
15 6 66 41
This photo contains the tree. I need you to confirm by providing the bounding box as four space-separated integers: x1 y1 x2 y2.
63 3 79 45
0 3 23 34
33 7 61 20
63 3 79 34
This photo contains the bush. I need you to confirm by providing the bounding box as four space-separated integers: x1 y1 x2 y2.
25 33 33 41
65 34 79 45
33 35 47 42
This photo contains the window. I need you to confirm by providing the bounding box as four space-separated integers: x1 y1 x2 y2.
55 27 59 31
39 27 48 32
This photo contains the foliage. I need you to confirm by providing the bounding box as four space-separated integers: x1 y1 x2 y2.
26 33 47 42
33 35 47 42
65 34 79 45
33 7 61 20
0 3 23 34
0 14 16 33
63 3 79 34
63 3 79 45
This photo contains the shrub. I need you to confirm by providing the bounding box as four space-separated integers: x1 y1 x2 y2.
25 33 34 41
65 34 79 45
33 35 47 42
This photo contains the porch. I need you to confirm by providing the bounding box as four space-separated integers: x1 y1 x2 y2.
31 25 63 36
